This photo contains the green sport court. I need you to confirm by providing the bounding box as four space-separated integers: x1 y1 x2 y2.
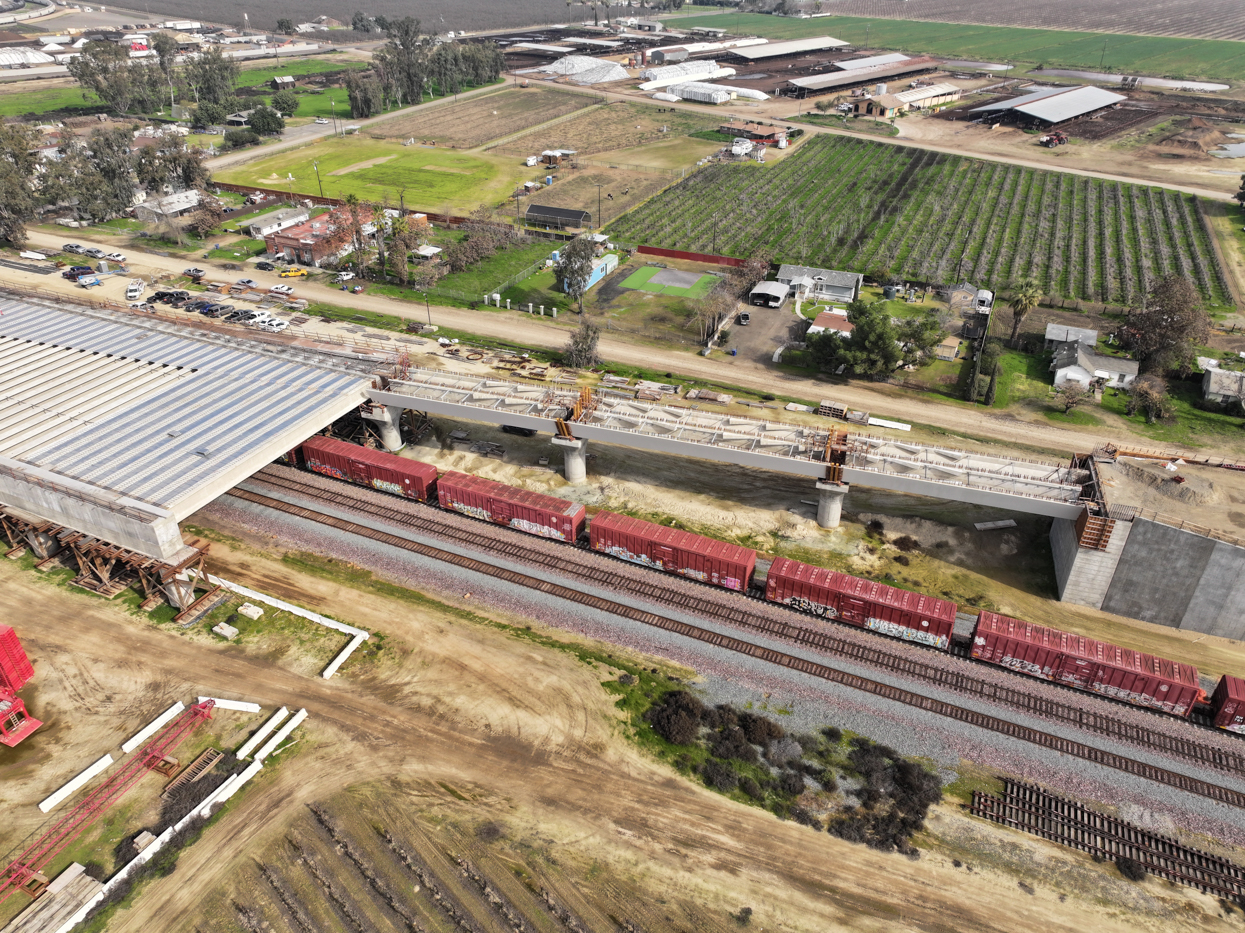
619 266 717 298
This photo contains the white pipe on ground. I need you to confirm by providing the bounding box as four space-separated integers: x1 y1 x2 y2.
253 709 308 762
236 706 289 760
39 754 114 813
197 697 262 713
322 632 368 680
121 701 185 754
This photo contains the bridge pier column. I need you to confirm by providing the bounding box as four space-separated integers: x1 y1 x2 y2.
24 529 61 560
815 481 849 529
163 572 196 610
552 436 588 484
361 404 405 452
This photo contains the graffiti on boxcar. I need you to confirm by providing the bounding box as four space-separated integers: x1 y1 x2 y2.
597 543 662 570
1092 680 1188 715
681 567 708 583
866 617 949 650
446 500 491 522
780 596 833 618
720 576 743 591
307 461 347 482
371 478 404 497
993 654 1051 680
510 517 566 540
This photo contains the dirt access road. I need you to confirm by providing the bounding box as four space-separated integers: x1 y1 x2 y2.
0 546 1225 933
16 228 1130 461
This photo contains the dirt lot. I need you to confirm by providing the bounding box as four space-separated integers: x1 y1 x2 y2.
529 165 674 225
500 101 723 158
0 539 1237 933
365 86 598 148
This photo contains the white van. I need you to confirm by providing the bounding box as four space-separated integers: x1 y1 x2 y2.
125 280 144 301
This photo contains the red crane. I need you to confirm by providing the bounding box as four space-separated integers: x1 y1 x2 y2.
0 700 214 903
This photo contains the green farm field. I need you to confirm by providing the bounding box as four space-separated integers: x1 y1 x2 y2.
0 84 102 117
215 137 529 213
235 56 369 87
608 134 1232 307
672 12 1245 82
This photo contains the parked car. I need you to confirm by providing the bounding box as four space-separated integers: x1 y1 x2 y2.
62 243 84 254
258 319 289 333
61 265 93 280
183 267 205 278
737 311 751 325
82 247 105 259
255 261 276 272
279 267 307 277
269 284 294 296
236 278 259 289
125 281 144 301
315 117 330 124
333 271 355 283
105 252 127 263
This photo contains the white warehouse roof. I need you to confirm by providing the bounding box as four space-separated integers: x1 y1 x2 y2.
893 82 961 104
730 36 848 60
834 52 909 71
971 85 1127 123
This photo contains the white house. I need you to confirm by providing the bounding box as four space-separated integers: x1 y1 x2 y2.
1050 340 1137 388
776 265 863 303
246 206 310 238
1204 369 1245 404
1044 323 1098 350
806 309 853 337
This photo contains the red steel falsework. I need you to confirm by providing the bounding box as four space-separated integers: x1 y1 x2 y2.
0 700 214 903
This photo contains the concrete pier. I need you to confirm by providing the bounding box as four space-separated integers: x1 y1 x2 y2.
552 436 588 484
361 404 405 452
815 481 849 529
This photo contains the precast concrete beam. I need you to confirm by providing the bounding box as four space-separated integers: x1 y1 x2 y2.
816 480 849 529
361 404 405 452
552 436 588 484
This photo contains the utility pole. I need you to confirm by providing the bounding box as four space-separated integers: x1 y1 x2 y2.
712 212 719 254
330 97 339 137
312 160 324 198
1100 40 1108 71
593 183 604 230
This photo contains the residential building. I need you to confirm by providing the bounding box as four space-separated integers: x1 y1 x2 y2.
718 121 787 143
246 206 310 238
852 93 905 119
806 309 854 337
1044 323 1098 350
134 189 201 223
1050 341 1137 388
561 253 618 293
776 264 862 303
264 216 349 267
1203 369 1245 404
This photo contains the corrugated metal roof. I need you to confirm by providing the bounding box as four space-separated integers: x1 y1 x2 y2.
730 36 848 60
786 57 940 90
834 52 909 71
0 299 370 512
893 82 961 103
971 85 1126 123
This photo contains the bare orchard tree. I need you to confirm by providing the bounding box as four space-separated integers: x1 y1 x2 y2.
1126 374 1176 424
1054 380 1092 414
691 284 737 346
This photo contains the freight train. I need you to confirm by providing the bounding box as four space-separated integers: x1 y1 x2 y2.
283 435 1245 733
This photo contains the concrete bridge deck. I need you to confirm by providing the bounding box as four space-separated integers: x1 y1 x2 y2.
370 369 1090 519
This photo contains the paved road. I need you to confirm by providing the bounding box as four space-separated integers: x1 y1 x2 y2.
20 227 1136 460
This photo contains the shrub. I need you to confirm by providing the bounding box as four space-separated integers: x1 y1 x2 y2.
819 770 838 794
821 726 842 744
1116 857 1147 882
222 129 260 149
711 726 759 764
645 690 705 745
738 711 784 745
740 776 763 799
701 759 739 792
618 673 636 685
702 704 738 730
789 805 822 829
475 821 505 842
766 737 803 767
866 519 885 535
893 535 920 552
778 770 806 796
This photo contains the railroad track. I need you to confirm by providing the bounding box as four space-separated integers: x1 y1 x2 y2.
245 467 1245 780
973 780 1245 899
226 478 1245 809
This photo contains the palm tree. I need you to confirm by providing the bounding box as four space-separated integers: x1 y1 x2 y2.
1007 277 1042 345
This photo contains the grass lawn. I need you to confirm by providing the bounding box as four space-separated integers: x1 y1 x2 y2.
619 265 717 297
1100 379 1245 447
0 85 102 117
794 112 900 137
902 357 973 401
434 239 556 300
671 11 1245 82
992 350 1053 408
235 57 369 87
215 136 529 214
1044 407 1103 426
207 238 266 260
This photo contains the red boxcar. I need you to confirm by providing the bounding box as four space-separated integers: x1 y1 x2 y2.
765 557 956 650
589 511 756 591
971 612 1202 717
0 625 34 692
300 436 439 501
437 472 586 542
1212 675 1245 734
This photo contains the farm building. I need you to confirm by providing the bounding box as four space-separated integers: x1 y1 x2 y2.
561 253 618 293
134 189 201 223
669 82 733 105
1050 341 1137 388
225 110 255 126
852 94 905 119
835 52 911 71
635 19 664 32
526 204 592 229
1044 323 1098 350
272 75 295 90
970 85 1127 128
1204 369 1245 404
542 149 577 165
806 310 854 337
246 206 310 239
782 57 941 98
893 83 962 109
777 265 863 303
750 281 788 308
725 36 849 63
265 216 355 267
719 121 787 143
414 245 442 261
650 48 688 64
935 336 963 361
